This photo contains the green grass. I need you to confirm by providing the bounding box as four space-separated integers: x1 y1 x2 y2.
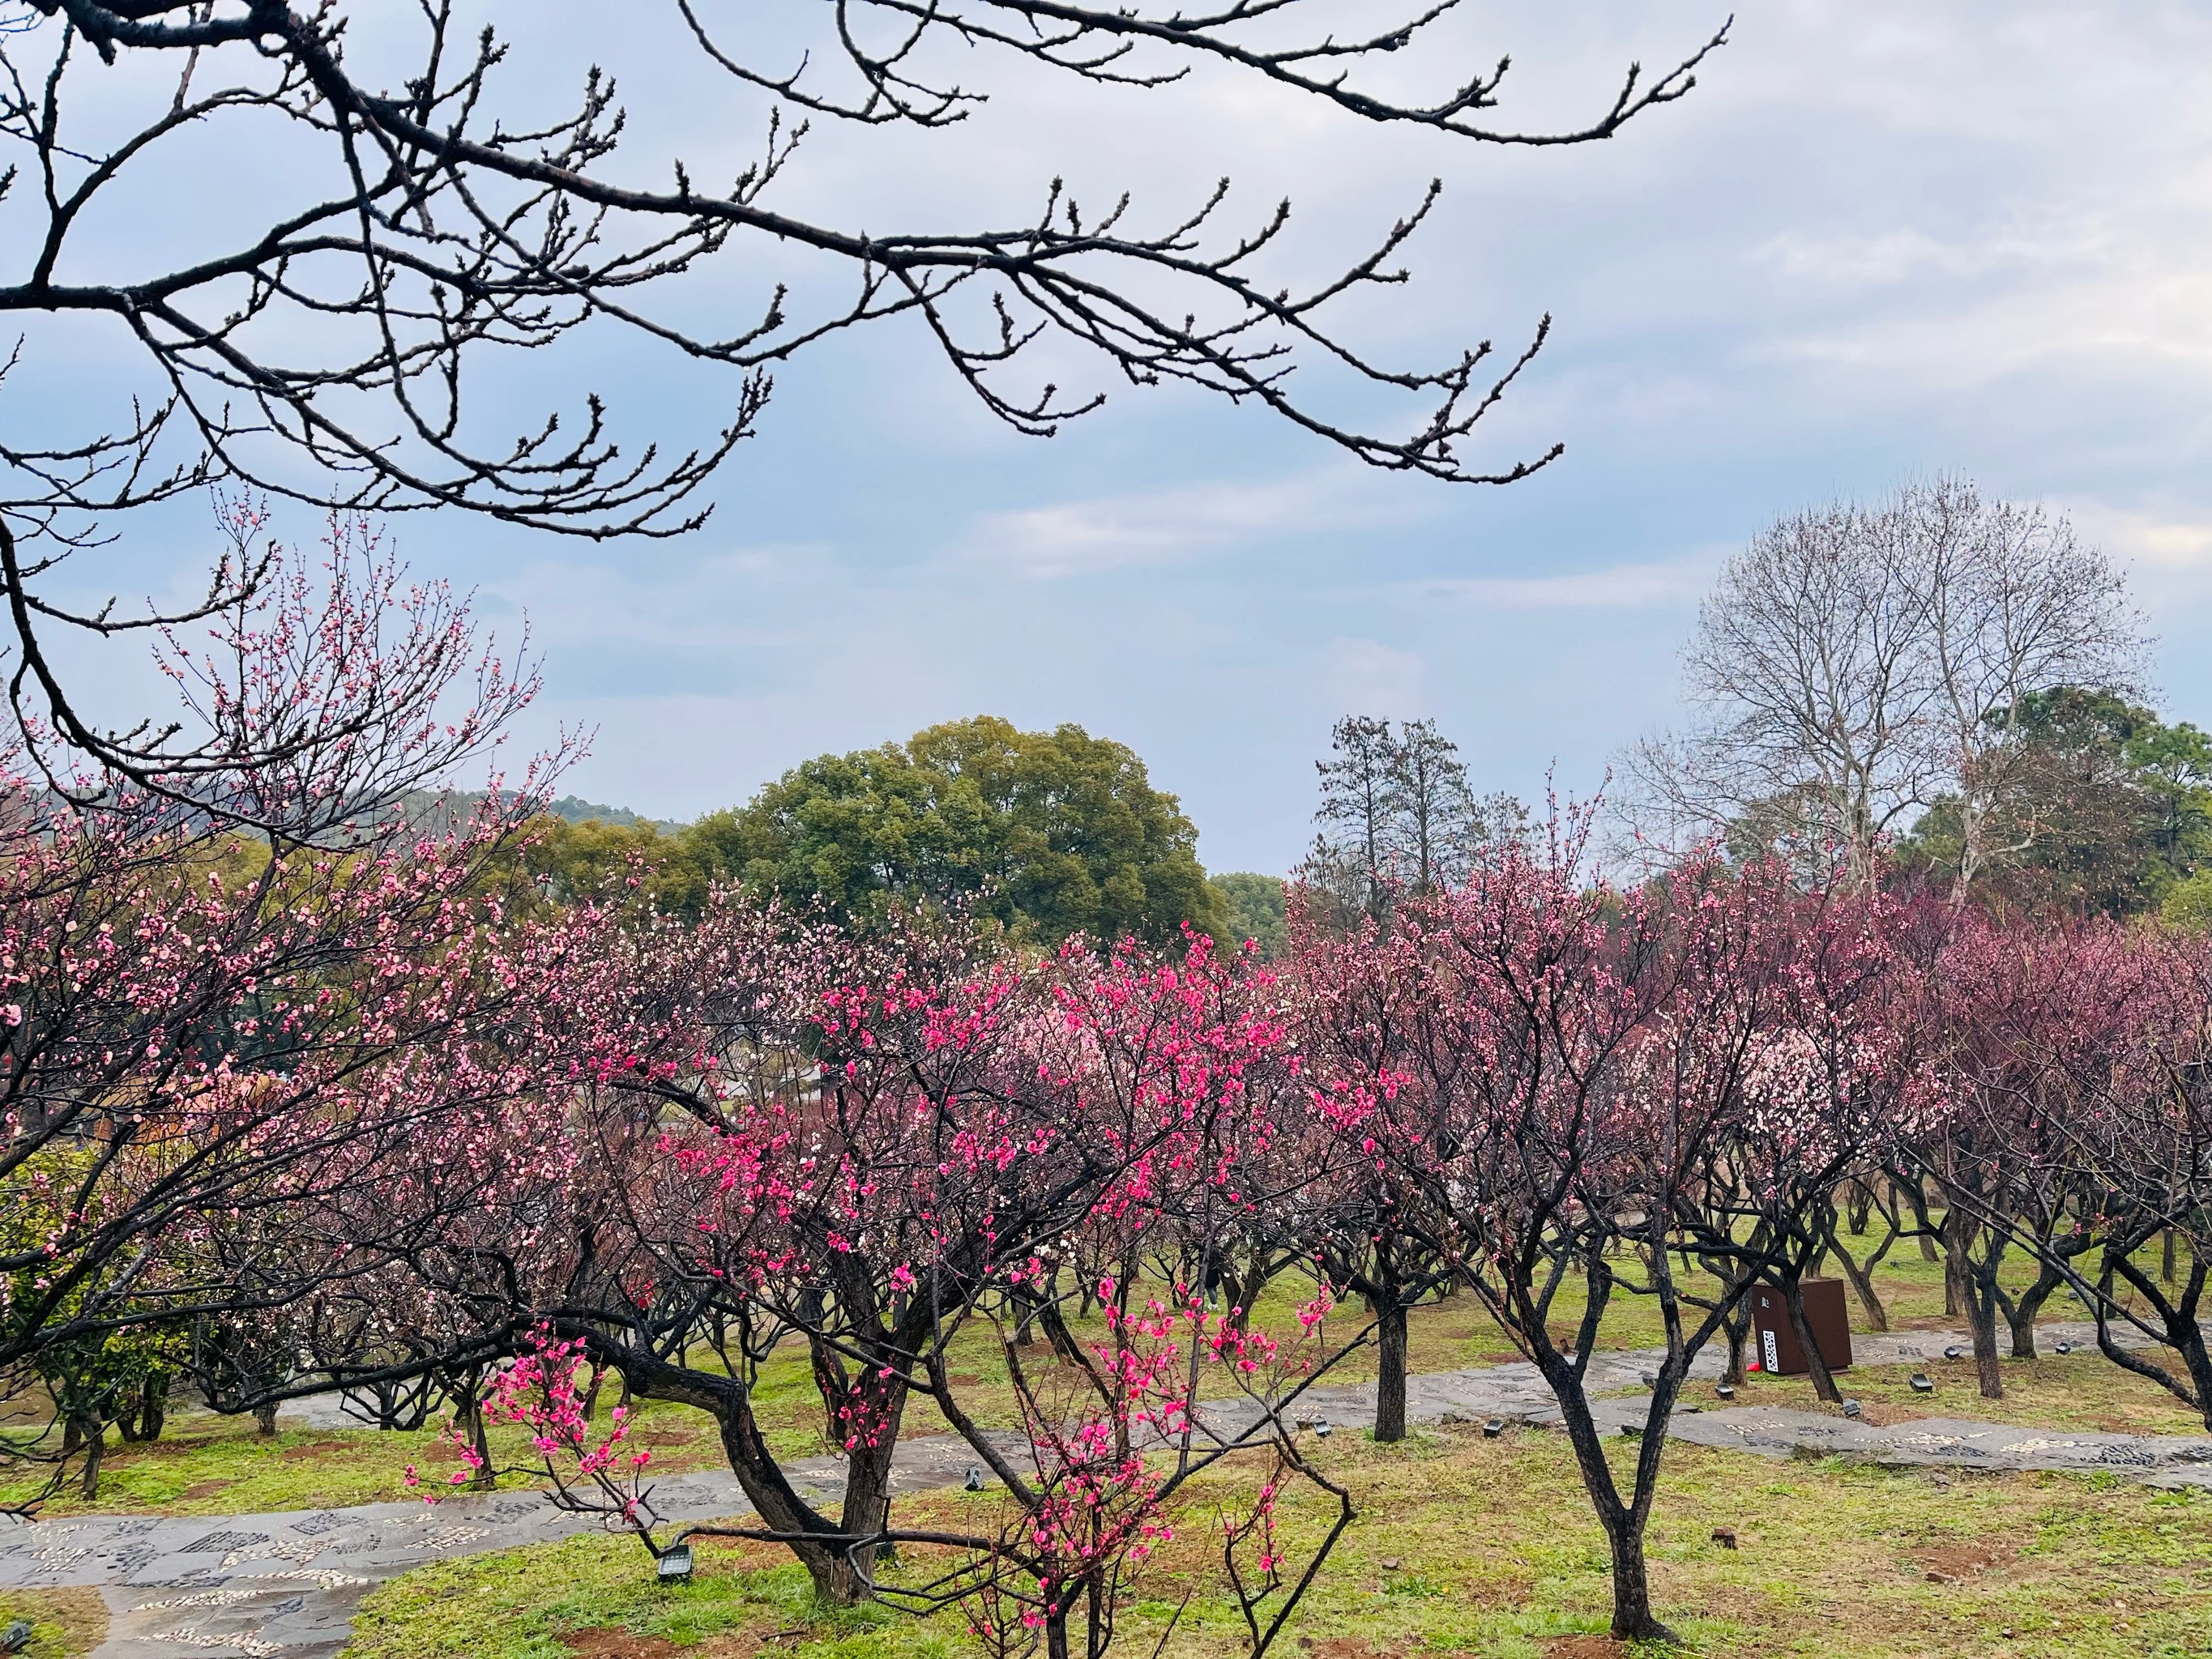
345 1533 955 1659
344 1419 2212 1657
0 1587 106 1657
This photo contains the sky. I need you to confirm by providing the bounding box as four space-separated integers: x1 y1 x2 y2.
11 2 2212 874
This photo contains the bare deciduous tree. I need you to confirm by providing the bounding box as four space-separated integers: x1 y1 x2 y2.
1920 480 2147 900
1625 477 2146 894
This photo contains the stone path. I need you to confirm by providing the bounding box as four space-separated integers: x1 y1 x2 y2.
2 1319 2199 1658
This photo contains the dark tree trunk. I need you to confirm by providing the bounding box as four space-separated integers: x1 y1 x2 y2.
455 1375 496 1491
1897 1179 1940 1261
253 1401 280 1437
1846 1182 1873 1235
1231 1252 1272 1331
78 1424 105 1503
2165 1228 2180 1284
1544 1354 1676 1644
1013 1285 1040 1347
1720 1311 1749 1388
1602 1510 1671 1643
138 1380 165 1444
1942 1209 2004 1399
1373 1297 1409 1444
1781 1278 1842 1405
1822 1213 1893 1333
2004 1259 2069 1359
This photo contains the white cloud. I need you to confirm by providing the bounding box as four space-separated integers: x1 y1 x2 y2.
1320 638 1426 721
1408 559 1711 611
957 471 1423 578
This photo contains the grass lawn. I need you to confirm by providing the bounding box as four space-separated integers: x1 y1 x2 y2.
0 1587 107 1657
343 1415 2212 1657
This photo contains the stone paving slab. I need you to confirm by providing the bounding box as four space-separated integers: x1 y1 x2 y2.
2 1318 2193 1657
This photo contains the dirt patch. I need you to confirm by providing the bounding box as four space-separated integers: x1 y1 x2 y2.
1914 1540 2014 1582
278 1439 351 1462
175 1478 234 1500
560 1631 773 1659
1291 1641 1414 1659
1544 1639 1632 1659
1462 1569 1536 1610
562 1633 684 1659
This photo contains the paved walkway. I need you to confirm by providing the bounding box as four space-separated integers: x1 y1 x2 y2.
3 1320 2201 1658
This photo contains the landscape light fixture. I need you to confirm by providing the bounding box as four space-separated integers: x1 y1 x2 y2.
657 1545 694 1584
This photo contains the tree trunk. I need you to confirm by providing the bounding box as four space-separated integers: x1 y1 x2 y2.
1781 1278 1843 1405
709 1392 866 1606
1941 1209 2004 1400
1602 1510 1673 1643
828 1424 905 1603
2005 1260 2069 1359
75 1418 104 1499
456 1377 496 1491
581 1364 604 1422
1969 1284 2004 1399
1232 1253 1272 1331
1846 1182 1873 1235
2165 1228 2179 1284
1540 1354 1676 1644
1823 1216 1893 1333
139 1380 165 1444
253 1401 279 1437
1373 1298 1408 1444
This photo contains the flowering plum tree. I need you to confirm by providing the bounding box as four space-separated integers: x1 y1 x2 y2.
1937 923 2212 1425
1302 817 1904 1642
0 510 598 1499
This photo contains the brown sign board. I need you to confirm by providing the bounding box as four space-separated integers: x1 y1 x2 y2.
1749 1278 1853 1375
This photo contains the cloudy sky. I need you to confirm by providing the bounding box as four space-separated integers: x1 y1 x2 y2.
14 1 2212 873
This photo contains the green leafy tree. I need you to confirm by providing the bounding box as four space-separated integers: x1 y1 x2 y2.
503 815 708 914
1209 872 1290 961
685 717 1225 947
1 1154 188 1499
1902 688 2212 916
